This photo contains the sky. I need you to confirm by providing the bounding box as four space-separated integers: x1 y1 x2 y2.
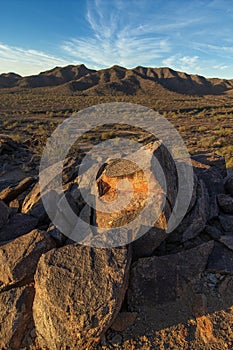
0 0 233 78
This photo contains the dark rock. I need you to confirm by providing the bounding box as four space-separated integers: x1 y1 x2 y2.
0 213 38 242
217 193 233 214
192 153 227 178
205 225 223 240
207 242 233 274
0 200 11 229
33 244 131 350
152 142 178 210
219 235 233 251
0 134 21 155
0 229 55 290
47 225 66 246
0 285 35 350
208 194 219 220
192 154 225 195
132 226 169 260
128 241 214 310
224 175 233 196
181 180 208 242
219 214 233 232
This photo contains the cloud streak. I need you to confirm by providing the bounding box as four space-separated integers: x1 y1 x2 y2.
162 55 200 73
0 43 70 76
61 0 194 68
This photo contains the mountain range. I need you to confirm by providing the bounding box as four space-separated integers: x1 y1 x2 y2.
1 64 233 96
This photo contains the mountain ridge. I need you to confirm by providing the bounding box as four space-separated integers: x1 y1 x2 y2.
1 64 233 96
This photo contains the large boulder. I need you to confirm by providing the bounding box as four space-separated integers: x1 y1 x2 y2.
33 244 131 350
94 141 183 256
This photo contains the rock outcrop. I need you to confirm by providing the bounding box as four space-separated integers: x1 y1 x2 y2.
0 134 233 350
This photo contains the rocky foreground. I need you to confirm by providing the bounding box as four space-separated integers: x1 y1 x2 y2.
0 134 233 349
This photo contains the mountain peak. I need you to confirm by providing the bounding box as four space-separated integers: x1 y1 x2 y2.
0 64 232 96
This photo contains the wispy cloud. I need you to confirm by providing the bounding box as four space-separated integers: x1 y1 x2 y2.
0 43 70 76
162 55 200 73
213 64 228 70
61 0 197 68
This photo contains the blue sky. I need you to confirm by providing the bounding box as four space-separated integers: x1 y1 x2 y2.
0 0 233 78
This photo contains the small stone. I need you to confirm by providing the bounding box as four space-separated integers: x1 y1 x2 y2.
110 334 123 346
207 273 219 284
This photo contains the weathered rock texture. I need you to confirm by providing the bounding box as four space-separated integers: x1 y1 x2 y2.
0 285 35 350
33 244 131 350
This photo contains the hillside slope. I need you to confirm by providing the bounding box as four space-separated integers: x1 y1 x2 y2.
1 64 233 96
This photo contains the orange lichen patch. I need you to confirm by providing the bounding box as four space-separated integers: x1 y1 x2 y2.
95 159 165 229
98 171 149 201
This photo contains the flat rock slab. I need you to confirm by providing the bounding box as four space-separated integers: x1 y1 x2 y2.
0 229 55 290
0 285 35 350
0 213 38 242
128 241 214 310
0 176 34 203
33 244 131 350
